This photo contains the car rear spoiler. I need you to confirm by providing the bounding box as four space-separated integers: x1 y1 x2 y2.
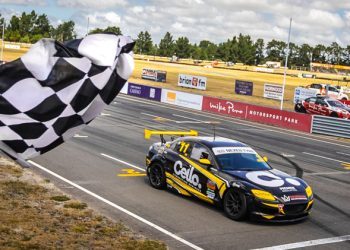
144 129 198 143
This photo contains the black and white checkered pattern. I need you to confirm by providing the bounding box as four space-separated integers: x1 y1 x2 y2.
0 33 135 160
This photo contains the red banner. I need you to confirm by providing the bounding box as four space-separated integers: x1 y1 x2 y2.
202 96 247 119
245 104 312 132
202 96 312 133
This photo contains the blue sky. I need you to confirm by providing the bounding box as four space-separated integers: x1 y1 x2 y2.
1 0 350 46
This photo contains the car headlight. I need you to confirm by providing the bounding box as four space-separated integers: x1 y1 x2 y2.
305 186 313 198
251 189 276 201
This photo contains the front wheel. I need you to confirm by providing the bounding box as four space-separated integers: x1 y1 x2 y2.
223 189 247 221
148 163 166 189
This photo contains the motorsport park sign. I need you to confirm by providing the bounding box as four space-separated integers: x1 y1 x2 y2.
264 83 283 100
178 74 207 90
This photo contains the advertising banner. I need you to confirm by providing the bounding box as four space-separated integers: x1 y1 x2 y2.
142 68 167 82
294 87 317 103
264 84 283 100
201 96 312 132
235 80 253 96
127 83 161 101
178 74 207 90
161 89 203 110
202 96 247 119
245 104 312 133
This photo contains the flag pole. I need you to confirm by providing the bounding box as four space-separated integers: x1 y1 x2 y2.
280 18 292 110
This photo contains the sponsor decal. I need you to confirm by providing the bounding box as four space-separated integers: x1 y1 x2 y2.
281 195 291 202
206 190 215 199
294 87 317 104
212 147 256 155
280 186 297 192
278 204 285 214
290 195 307 201
285 178 301 186
246 171 285 187
174 160 202 190
207 180 216 190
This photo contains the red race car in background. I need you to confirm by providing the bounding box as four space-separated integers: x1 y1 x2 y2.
295 96 350 119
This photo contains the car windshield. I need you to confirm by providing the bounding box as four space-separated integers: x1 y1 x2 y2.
212 147 271 171
327 100 346 108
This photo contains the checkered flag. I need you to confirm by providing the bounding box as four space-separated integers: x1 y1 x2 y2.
0 33 135 161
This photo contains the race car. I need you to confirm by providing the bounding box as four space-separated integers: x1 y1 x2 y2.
144 129 313 222
295 96 350 119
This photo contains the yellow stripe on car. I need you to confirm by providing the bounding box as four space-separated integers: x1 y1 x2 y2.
166 178 191 196
179 155 228 198
166 173 214 204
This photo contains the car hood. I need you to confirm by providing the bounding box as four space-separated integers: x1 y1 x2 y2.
223 169 308 200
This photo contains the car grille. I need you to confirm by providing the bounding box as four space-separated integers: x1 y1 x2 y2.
283 203 307 214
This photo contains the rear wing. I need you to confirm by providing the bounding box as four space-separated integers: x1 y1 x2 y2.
144 129 198 143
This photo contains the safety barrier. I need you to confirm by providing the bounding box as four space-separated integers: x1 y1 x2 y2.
311 116 350 138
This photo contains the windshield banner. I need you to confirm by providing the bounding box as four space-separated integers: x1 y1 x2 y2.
212 147 256 155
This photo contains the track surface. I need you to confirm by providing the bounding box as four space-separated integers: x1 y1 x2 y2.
31 95 350 249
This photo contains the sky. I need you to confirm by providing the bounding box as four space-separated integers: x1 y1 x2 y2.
0 0 350 46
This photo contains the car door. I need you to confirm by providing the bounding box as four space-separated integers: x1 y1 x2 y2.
315 98 328 116
327 86 339 99
305 97 317 114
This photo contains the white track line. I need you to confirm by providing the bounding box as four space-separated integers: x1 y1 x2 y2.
304 171 350 176
337 152 350 156
172 114 205 122
302 152 350 164
101 153 145 172
28 160 203 250
252 234 350 250
119 95 350 149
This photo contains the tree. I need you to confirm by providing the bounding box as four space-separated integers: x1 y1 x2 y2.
175 36 191 58
158 32 174 57
89 26 122 35
52 21 76 42
254 38 265 65
266 39 286 62
135 31 153 54
298 44 313 66
198 40 217 60
237 34 255 65
328 42 342 64
312 44 326 63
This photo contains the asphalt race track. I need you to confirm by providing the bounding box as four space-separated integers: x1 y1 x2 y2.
29 94 350 250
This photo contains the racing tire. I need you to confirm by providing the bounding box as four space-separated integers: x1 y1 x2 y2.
223 189 247 221
341 97 348 101
148 163 166 190
330 112 338 118
294 103 306 113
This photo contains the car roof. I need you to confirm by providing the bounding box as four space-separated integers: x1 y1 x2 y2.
182 136 248 148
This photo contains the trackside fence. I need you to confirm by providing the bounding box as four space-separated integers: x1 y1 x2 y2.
311 116 350 138
121 82 350 139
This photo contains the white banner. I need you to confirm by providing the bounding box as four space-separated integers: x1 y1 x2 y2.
264 83 283 100
178 74 207 90
161 89 203 110
294 87 318 103
5 44 21 50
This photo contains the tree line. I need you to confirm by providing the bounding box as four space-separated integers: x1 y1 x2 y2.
1 10 350 67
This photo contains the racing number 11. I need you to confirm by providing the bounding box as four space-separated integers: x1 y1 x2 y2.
179 142 190 154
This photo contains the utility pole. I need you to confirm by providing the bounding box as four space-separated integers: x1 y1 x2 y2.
280 18 292 110
0 20 5 63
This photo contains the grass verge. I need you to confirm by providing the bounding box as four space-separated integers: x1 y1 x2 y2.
0 157 166 249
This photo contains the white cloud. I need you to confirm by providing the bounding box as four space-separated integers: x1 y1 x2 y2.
0 0 46 5
57 0 127 9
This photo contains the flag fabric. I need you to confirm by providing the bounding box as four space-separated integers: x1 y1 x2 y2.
0 33 135 161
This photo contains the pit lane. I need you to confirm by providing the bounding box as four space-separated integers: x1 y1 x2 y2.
30 95 350 249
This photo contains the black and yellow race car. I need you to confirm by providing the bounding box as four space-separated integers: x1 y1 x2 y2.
145 129 313 222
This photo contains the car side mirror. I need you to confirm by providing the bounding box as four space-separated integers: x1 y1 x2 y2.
199 159 211 165
263 156 268 162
